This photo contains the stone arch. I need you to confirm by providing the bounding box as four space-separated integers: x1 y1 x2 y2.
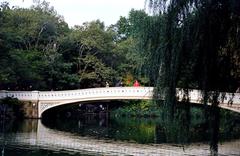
39 95 153 118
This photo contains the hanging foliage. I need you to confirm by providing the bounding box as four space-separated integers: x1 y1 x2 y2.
141 0 240 116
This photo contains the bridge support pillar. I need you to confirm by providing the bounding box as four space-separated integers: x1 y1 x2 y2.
22 101 39 118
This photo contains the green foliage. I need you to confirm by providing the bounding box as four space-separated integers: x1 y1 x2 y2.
2 0 237 98
0 97 24 120
138 0 240 117
79 54 116 88
0 1 153 90
0 1 72 90
112 100 163 117
63 21 118 88
109 9 153 86
113 38 141 77
0 2 131 90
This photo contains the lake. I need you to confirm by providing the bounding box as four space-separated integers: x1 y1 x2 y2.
0 105 240 155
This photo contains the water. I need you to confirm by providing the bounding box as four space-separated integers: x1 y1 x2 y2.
0 106 240 155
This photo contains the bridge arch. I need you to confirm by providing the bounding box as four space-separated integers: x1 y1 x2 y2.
41 99 129 118
38 87 153 118
0 87 240 118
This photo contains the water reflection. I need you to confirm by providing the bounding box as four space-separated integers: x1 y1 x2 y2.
43 106 240 145
210 94 220 155
0 106 239 155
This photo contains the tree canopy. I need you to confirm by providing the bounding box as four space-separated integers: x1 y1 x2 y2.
0 1 147 90
0 0 238 98
139 0 240 114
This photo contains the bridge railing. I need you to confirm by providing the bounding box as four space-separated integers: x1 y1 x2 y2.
0 90 39 101
0 87 239 105
37 87 153 101
0 87 154 101
177 89 240 105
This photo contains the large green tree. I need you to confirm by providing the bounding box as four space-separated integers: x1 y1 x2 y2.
140 0 240 115
110 9 152 86
59 20 117 88
0 1 73 90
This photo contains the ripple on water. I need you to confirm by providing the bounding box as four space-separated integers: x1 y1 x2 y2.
2 131 240 156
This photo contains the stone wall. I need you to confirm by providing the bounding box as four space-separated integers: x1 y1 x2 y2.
22 101 39 118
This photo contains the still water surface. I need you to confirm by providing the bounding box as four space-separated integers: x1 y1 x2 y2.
0 106 240 155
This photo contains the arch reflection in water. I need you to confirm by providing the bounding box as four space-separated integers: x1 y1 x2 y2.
1 107 240 155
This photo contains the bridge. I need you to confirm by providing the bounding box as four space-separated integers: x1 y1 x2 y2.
0 87 240 118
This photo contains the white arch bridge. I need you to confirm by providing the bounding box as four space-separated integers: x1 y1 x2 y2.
0 87 240 118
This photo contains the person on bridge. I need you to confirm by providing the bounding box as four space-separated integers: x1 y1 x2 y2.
115 80 124 87
133 80 140 87
105 81 109 87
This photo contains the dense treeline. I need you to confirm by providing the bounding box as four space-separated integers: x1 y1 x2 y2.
0 0 239 95
0 1 146 91
0 97 24 120
137 0 240 113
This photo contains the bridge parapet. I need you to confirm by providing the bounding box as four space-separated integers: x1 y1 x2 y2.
37 87 153 101
0 90 40 101
177 89 240 105
1 87 240 118
1 88 240 104
0 87 154 102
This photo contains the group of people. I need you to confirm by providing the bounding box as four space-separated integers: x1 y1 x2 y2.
105 80 140 87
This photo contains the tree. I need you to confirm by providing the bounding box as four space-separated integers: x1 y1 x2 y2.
109 9 153 86
142 0 240 116
58 20 118 88
0 1 72 90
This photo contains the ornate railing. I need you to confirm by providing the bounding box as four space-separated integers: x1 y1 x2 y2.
0 87 239 104
0 87 154 101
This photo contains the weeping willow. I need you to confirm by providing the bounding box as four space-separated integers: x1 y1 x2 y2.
140 0 240 117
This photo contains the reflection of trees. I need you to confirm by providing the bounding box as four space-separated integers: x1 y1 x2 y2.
42 114 110 137
0 119 36 156
205 105 240 155
160 103 221 156
41 105 240 146
110 118 156 144
155 104 239 146
159 104 191 145
208 106 220 156
219 110 240 140
17 120 38 133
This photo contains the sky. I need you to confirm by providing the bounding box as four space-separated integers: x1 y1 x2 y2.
5 0 146 27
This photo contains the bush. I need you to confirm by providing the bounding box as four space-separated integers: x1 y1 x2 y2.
0 97 24 120
111 100 162 117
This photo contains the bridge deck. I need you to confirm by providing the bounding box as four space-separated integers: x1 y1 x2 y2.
0 87 240 117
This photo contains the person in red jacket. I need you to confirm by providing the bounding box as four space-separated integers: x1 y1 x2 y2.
133 80 140 87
